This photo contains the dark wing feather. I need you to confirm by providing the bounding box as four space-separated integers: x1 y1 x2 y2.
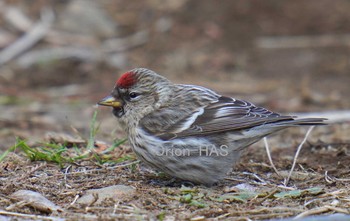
156 96 294 140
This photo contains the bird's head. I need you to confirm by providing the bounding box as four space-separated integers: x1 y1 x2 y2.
98 68 172 124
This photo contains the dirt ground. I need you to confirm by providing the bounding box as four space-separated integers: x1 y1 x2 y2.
1 1 350 220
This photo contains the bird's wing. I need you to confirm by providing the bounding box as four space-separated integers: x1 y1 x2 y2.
141 96 294 140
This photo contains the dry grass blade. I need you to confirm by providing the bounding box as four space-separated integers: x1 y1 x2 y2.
284 126 315 186
263 137 281 176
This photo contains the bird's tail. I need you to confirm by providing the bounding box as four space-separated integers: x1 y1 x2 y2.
290 117 327 126
272 117 327 127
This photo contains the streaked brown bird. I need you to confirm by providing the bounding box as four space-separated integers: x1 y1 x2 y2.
98 68 325 186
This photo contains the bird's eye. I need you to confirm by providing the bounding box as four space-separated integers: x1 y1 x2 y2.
129 92 139 99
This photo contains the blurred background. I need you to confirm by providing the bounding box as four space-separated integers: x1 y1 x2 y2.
1 0 350 150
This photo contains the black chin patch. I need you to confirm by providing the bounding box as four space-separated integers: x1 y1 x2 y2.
112 107 124 118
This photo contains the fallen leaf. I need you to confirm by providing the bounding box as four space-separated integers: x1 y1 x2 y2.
76 185 135 205
274 187 324 199
9 190 62 213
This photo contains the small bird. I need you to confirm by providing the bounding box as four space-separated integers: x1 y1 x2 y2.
98 68 325 186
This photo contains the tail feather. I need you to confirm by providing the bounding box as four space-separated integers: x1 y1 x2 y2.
254 117 327 139
291 117 327 126
273 117 327 127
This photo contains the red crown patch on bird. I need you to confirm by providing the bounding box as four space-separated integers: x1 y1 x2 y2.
116 71 137 88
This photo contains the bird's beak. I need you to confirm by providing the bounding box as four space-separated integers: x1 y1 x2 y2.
97 95 122 108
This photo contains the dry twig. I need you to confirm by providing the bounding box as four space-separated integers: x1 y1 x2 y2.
257 34 350 49
0 5 33 31
294 206 349 219
0 8 54 66
0 210 61 221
